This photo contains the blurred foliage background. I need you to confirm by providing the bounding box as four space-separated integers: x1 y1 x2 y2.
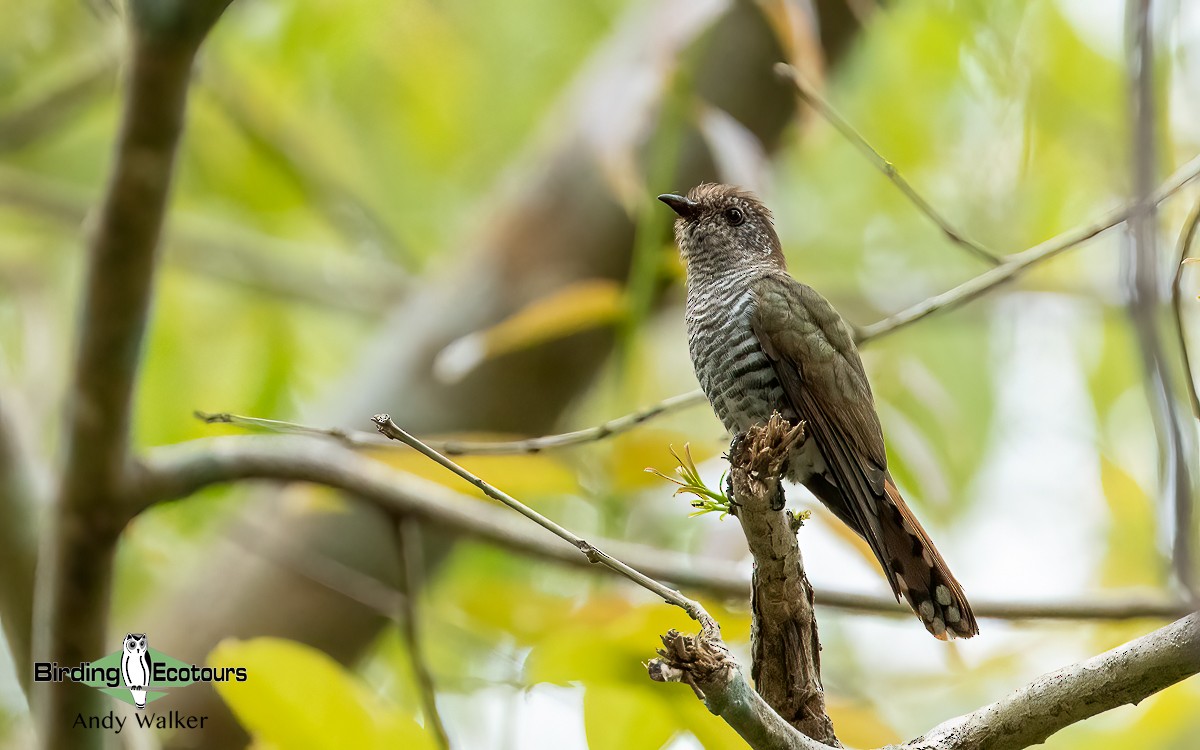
2 0 1200 748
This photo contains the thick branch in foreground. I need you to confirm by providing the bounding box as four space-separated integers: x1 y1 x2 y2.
727 416 837 745
901 613 1200 750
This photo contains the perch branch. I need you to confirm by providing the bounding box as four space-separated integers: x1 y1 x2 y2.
649 629 827 750
774 63 1002 267
727 415 838 744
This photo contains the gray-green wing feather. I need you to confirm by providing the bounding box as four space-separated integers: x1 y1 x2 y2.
750 273 891 565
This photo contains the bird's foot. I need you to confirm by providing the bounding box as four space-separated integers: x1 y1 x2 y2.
769 484 786 512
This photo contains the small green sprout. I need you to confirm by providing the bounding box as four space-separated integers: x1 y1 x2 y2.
645 444 733 518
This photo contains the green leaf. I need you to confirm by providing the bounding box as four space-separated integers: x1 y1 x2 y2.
209 638 435 750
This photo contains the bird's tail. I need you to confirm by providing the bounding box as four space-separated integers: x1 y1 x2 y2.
877 476 978 640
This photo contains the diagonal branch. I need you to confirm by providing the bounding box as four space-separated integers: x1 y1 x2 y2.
901 613 1200 750
774 63 1002 267
369 414 718 634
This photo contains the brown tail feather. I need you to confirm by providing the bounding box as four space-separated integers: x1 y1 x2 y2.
879 476 978 640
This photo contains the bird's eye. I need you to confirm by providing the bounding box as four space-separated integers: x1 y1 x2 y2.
724 207 745 226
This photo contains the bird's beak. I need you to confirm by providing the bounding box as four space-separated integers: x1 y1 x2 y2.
658 193 699 219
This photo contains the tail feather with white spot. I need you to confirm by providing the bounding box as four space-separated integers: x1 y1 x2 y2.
879 476 978 640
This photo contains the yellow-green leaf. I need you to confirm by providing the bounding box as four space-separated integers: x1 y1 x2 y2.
210 638 435 750
434 279 626 383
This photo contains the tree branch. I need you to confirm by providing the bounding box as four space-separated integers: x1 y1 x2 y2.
134 432 1200 749
33 3 233 747
900 613 1200 750
649 629 827 750
141 434 1190 622
1172 198 1200 421
729 415 838 744
394 518 451 750
1122 0 1197 599
774 63 1002 267
369 415 719 634
0 396 38 698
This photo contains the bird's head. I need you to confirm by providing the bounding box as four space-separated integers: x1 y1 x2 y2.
658 183 785 276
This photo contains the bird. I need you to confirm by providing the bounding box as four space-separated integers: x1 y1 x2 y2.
659 183 978 640
121 633 153 709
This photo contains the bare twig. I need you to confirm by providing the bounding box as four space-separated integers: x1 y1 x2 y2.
859 152 1200 342
1172 198 1200 420
370 414 719 634
34 3 235 747
899 613 1200 750
139 434 1191 623
197 390 707 455
774 63 1002 267
394 519 451 750
1122 0 1196 599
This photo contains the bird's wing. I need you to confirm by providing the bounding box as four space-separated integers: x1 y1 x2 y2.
750 273 890 565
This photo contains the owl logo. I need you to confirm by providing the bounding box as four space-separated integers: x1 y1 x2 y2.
120 634 153 710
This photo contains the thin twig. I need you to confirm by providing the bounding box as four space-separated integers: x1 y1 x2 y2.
1172 198 1200 420
859 152 1200 342
137 434 1194 623
394 518 451 750
197 390 708 455
370 414 720 634
774 62 1003 267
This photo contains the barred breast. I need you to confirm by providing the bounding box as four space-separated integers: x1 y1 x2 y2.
685 281 787 434
685 274 826 482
